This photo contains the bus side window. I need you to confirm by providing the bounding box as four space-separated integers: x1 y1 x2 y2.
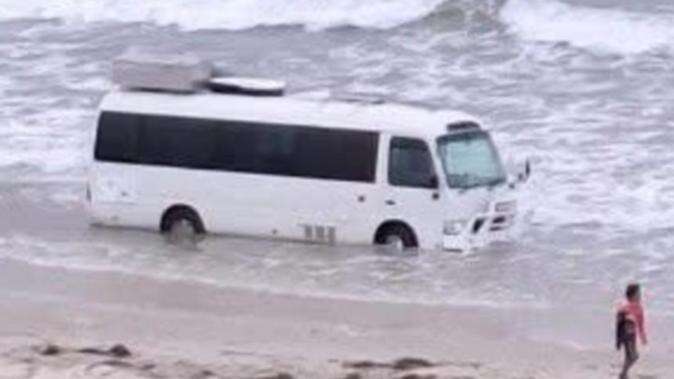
95 112 140 163
388 137 436 189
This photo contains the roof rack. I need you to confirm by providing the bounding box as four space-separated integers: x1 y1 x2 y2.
329 90 387 105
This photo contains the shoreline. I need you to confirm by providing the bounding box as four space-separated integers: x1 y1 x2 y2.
0 258 671 378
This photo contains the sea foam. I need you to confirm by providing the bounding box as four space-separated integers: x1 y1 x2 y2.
0 0 445 31
501 0 674 54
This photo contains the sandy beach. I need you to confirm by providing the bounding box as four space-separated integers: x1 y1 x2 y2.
0 258 670 379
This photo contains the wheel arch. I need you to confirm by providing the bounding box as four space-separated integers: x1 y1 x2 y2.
373 219 418 247
159 204 205 233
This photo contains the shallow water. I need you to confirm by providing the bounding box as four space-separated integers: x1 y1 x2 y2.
1 0 673 316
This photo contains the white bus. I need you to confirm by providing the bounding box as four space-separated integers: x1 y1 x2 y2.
89 74 526 251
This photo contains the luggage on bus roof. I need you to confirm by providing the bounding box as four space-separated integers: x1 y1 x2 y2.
112 52 286 97
113 52 213 93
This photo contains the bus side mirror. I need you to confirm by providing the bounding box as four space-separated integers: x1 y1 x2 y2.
518 159 531 183
428 175 439 189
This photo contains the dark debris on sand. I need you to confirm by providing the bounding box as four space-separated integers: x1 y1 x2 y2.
343 360 390 370
37 344 62 356
190 369 217 379
340 357 446 379
392 358 435 370
399 374 438 379
38 343 132 359
258 373 295 379
78 343 132 358
31 344 457 379
344 357 436 371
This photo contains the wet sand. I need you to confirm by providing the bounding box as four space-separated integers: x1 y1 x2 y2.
0 259 671 378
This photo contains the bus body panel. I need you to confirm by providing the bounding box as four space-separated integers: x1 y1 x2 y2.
91 161 384 246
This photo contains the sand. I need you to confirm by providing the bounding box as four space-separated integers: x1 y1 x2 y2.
0 258 671 379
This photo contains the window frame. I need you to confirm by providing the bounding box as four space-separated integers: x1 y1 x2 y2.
94 111 380 183
94 112 141 163
387 136 438 189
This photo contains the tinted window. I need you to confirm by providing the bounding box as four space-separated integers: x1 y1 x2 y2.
140 116 219 169
211 123 296 175
293 127 377 181
95 112 378 183
388 137 436 188
94 112 140 163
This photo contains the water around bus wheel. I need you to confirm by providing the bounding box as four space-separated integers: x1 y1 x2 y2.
2 0 674 349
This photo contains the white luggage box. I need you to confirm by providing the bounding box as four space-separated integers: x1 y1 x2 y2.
113 53 212 93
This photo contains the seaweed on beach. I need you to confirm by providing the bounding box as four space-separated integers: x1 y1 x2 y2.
77 343 132 358
343 357 436 371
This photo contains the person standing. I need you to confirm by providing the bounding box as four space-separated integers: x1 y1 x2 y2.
616 283 647 379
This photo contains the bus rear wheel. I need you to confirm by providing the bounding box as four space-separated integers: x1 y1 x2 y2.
375 223 417 250
161 206 206 243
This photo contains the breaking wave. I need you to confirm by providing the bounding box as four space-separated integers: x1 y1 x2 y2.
501 0 674 54
0 0 446 31
2 0 673 54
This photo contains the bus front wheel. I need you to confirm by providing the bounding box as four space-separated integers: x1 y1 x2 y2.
375 223 417 250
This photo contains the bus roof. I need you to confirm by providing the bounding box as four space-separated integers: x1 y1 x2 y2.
99 89 482 138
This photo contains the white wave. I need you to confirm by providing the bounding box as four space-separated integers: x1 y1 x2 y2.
0 111 90 175
501 0 674 54
0 0 444 31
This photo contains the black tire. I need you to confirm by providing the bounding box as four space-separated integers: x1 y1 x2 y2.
375 224 417 250
161 207 206 236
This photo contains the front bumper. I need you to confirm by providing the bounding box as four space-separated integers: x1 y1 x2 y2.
442 200 517 252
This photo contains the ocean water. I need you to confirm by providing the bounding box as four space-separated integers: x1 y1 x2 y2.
1 0 674 322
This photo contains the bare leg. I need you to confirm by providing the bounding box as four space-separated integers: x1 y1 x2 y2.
619 340 638 379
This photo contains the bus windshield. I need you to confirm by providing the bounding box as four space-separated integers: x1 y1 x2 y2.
437 130 506 190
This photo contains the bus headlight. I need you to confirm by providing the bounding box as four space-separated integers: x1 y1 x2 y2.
443 220 468 236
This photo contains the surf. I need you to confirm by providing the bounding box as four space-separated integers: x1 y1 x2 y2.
500 0 674 54
0 0 446 31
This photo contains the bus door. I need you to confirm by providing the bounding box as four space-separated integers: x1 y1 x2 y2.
381 136 443 247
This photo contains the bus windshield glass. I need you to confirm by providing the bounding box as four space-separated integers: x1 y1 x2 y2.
437 130 506 190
